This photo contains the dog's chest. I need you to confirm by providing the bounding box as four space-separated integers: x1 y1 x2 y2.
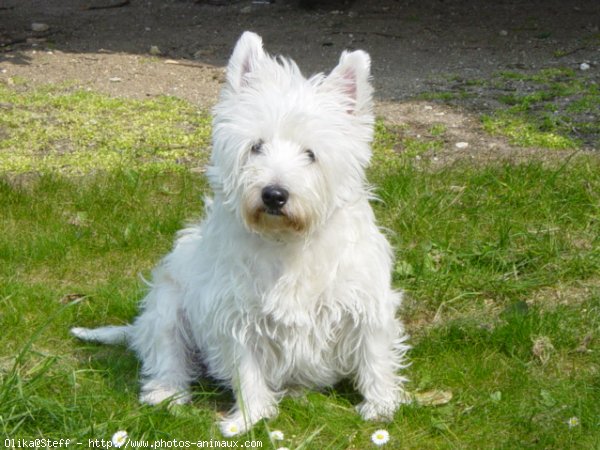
232 232 365 386
254 308 357 388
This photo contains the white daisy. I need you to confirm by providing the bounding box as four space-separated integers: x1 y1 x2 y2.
270 430 285 441
276 448 290 450
567 416 580 428
222 422 240 437
371 429 390 446
111 430 128 448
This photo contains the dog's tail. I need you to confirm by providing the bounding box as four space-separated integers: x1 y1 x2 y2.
70 325 132 345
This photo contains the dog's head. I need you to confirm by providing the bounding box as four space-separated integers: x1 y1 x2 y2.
209 32 374 239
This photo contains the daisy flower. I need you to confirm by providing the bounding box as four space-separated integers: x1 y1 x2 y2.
111 430 128 448
270 430 285 441
222 422 240 437
371 429 390 446
567 416 580 428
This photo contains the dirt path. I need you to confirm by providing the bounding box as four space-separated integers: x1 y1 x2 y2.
1 0 599 162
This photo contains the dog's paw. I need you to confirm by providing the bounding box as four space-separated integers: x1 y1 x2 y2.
356 400 396 421
357 392 411 422
140 381 191 406
219 404 278 437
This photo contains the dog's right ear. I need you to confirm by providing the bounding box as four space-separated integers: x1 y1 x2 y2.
225 31 265 92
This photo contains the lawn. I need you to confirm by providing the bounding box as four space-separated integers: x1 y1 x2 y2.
0 79 599 449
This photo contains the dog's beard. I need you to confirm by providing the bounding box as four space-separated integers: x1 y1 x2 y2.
242 198 311 237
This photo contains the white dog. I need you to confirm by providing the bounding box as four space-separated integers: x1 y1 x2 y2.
72 31 410 436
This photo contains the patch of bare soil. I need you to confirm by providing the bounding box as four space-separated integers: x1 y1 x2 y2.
528 279 600 311
1 0 599 162
375 100 575 167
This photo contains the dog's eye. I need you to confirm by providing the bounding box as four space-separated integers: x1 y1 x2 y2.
305 149 316 162
251 141 264 154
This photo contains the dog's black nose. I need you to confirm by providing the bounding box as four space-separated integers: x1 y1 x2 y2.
261 185 289 212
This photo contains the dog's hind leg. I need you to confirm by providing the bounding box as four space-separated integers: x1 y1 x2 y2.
219 349 279 437
130 282 195 406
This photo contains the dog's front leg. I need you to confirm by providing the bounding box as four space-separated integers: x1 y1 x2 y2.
355 323 411 421
219 350 278 436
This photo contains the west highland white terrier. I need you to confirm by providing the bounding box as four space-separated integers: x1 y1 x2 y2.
72 31 410 436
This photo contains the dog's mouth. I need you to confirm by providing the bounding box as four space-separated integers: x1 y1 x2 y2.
264 208 285 217
245 205 308 236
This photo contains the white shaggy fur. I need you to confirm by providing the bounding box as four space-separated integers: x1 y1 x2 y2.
71 31 410 436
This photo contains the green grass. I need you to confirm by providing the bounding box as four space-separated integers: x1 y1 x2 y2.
1 82 599 449
0 82 211 173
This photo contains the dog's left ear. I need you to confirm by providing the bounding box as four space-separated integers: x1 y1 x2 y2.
225 31 266 92
323 50 373 116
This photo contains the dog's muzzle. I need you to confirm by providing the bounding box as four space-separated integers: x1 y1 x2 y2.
244 184 308 235
261 185 289 215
